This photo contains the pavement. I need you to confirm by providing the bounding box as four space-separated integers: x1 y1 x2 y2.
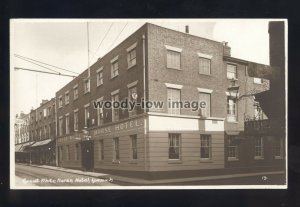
17 163 285 185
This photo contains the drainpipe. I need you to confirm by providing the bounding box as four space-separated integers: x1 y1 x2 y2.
142 34 148 172
55 98 58 166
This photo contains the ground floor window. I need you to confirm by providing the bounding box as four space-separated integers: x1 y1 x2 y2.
75 144 79 161
254 136 264 159
113 137 119 161
66 145 70 160
131 135 138 159
200 134 211 159
168 133 180 160
99 140 104 161
274 137 284 159
228 136 239 160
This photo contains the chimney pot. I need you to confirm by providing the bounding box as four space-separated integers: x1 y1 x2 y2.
185 25 189 34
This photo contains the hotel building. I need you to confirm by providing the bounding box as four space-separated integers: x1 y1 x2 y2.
54 23 284 178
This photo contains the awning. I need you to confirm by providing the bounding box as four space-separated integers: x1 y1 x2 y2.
15 144 24 152
16 141 35 152
31 139 52 147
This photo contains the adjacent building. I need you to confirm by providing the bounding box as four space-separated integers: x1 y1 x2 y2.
14 112 31 162
28 98 57 165
53 23 283 178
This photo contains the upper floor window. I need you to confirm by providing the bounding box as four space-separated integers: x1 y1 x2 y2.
97 97 104 126
227 64 237 80
199 92 211 117
199 57 211 75
65 114 70 134
58 96 63 108
73 85 78 100
127 42 137 69
111 56 119 79
74 109 79 131
84 78 90 94
84 104 90 127
65 91 69 105
165 45 182 70
167 87 181 115
111 92 119 122
59 116 63 136
227 97 237 122
128 85 137 117
96 67 104 87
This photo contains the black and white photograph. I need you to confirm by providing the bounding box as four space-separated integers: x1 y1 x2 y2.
10 19 287 189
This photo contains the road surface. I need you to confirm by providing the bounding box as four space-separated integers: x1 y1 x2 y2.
14 164 118 187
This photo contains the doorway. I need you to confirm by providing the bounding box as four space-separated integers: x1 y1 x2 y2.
81 140 94 171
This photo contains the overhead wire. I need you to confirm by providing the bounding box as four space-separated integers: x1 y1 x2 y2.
90 22 114 62
14 54 79 75
107 22 128 52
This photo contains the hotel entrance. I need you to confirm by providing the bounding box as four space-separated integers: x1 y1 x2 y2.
81 140 94 171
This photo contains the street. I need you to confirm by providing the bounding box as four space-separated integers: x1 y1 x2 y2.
15 164 118 187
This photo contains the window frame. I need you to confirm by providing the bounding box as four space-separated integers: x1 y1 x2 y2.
167 87 182 115
96 67 104 87
130 135 138 160
73 85 78 100
65 91 70 105
65 113 70 135
84 78 90 94
200 134 212 160
227 136 239 160
199 57 211 75
168 133 181 160
99 140 104 161
113 137 120 161
227 97 238 122
74 109 79 131
227 64 237 80
111 92 119 122
254 136 264 159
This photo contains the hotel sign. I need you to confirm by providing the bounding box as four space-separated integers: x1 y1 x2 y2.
57 118 144 144
92 118 144 137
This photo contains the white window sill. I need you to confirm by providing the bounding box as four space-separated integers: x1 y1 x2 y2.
275 156 284 159
74 97 78 101
199 159 212 163
227 78 238 81
97 83 103 87
227 120 238 124
199 73 212 76
254 157 264 160
168 160 182 164
111 74 119 79
84 91 90 95
127 63 136 70
166 67 181 71
228 157 239 161
112 160 120 164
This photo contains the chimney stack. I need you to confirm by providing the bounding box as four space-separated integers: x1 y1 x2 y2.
185 25 189 34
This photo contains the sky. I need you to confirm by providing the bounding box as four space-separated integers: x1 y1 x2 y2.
11 19 271 115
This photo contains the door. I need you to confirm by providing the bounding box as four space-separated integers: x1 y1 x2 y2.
81 140 94 171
